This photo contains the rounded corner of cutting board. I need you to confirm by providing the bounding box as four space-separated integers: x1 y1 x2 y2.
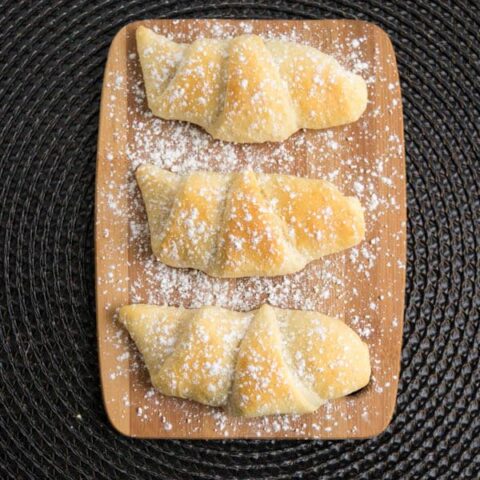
104 402 132 438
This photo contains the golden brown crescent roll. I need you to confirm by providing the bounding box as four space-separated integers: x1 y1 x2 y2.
136 164 365 278
136 26 368 143
119 304 371 417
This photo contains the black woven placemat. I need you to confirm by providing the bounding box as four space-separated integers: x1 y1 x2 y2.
0 1 479 478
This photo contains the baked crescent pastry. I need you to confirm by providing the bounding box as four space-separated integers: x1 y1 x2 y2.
136 26 368 143
136 164 365 278
119 304 371 417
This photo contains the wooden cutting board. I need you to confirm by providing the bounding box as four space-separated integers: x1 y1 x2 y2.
96 19 406 439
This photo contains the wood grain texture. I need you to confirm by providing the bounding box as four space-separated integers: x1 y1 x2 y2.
96 19 406 439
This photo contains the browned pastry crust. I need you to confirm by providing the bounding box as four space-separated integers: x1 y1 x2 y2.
137 26 368 143
119 304 371 417
136 164 365 278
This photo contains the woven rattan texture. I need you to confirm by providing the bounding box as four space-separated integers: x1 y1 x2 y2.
0 1 479 478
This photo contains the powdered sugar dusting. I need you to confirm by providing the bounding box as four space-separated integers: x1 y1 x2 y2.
97 20 405 438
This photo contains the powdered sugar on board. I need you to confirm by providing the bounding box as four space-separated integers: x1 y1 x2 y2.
96 19 405 439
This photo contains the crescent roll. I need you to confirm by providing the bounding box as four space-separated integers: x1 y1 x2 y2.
136 164 365 278
136 26 368 143
119 304 371 417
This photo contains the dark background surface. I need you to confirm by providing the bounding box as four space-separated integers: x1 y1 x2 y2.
0 1 479 478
